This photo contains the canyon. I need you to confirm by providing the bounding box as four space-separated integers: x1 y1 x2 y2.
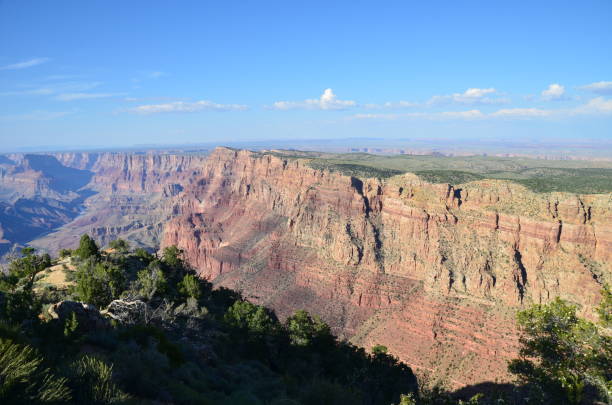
1 147 610 387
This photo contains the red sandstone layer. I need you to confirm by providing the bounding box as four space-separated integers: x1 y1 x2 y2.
160 148 611 386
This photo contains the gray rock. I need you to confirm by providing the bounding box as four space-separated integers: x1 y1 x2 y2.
47 300 109 331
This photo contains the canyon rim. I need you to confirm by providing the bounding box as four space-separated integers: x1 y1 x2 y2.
5 147 609 387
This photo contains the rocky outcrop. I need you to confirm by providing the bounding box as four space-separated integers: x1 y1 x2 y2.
47 300 110 331
161 147 612 386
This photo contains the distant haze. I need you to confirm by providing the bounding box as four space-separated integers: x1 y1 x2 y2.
2 137 612 161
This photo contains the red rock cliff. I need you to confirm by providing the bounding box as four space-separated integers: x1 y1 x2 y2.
162 147 612 386
55 152 208 193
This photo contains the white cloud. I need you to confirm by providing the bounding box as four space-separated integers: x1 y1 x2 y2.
353 110 484 120
353 108 555 120
579 81 612 95
352 112 429 120
541 83 565 101
130 100 249 114
351 99 612 121
573 97 612 115
124 96 186 103
56 92 124 101
0 58 50 70
428 88 508 105
491 108 553 118
438 109 484 119
363 100 418 109
463 88 495 98
353 113 397 120
272 88 356 110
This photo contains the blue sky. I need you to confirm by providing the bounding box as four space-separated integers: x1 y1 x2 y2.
0 0 611 150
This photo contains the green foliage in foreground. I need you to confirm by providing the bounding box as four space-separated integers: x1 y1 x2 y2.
74 234 99 260
73 260 126 308
0 338 70 403
67 355 129 404
508 297 611 405
285 309 332 347
0 237 418 404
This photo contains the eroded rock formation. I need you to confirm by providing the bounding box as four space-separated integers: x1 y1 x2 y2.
161 148 611 386
3 147 610 386
28 152 208 252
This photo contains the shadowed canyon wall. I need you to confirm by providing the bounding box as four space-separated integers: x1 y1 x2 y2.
1 152 208 254
34 152 209 252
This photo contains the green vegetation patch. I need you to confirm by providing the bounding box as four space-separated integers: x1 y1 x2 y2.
510 168 612 193
0 236 418 404
296 150 612 193
308 161 405 179
414 170 485 185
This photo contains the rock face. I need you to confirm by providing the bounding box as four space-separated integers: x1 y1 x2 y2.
161 148 612 386
47 300 109 331
0 154 94 254
25 152 209 253
3 147 611 386
55 152 207 193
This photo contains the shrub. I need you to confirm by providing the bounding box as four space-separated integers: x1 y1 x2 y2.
597 284 611 327
393 393 417 405
178 274 202 300
74 260 126 308
285 310 332 347
134 248 154 265
68 355 129 404
3 248 51 292
63 312 79 339
75 234 100 260
136 265 167 301
224 300 278 335
0 338 70 403
108 239 130 254
508 297 611 404
58 249 72 259
162 246 184 269
372 344 389 356
0 290 41 324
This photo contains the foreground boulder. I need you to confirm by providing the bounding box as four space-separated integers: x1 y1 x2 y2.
47 300 109 331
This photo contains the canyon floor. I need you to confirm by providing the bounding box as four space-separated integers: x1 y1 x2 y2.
1 147 611 387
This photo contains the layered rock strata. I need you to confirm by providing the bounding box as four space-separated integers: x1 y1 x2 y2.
162 148 611 386
4 147 610 386
29 152 208 251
